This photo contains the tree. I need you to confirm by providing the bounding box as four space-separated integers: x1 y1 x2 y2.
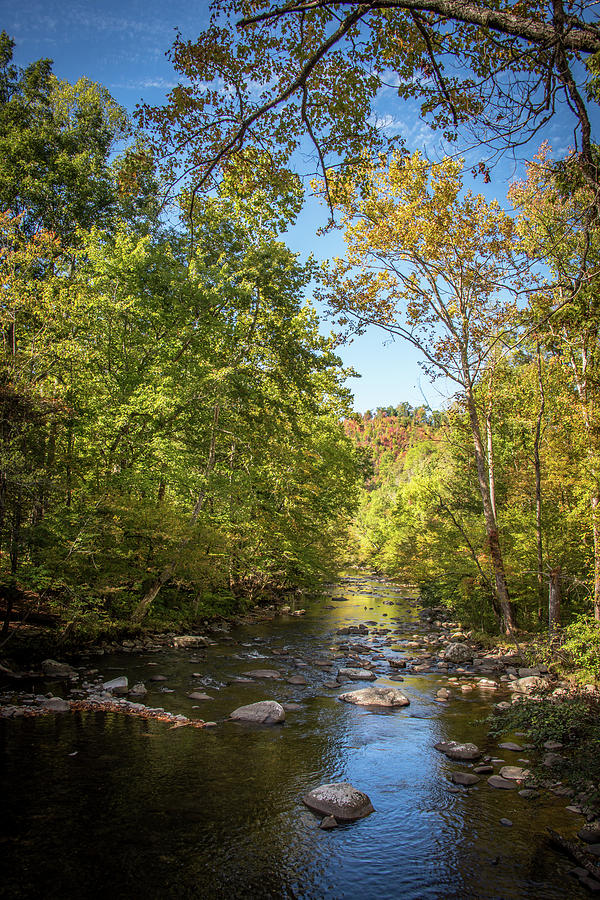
321 150 519 631
510 148 600 618
138 1 600 209
0 32 129 241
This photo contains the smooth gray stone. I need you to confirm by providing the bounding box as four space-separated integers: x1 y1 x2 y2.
434 741 481 761
338 686 409 707
303 782 374 821
337 668 376 681
230 700 285 724
41 697 70 712
488 775 518 790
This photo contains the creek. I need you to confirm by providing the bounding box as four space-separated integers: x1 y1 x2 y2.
0 574 588 899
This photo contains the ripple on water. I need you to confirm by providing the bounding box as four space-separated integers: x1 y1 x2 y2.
0 573 589 899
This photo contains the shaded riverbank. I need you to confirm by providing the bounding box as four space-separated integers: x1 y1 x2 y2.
0 574 591 898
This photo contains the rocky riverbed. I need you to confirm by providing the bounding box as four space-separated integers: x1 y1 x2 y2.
0 573 596 898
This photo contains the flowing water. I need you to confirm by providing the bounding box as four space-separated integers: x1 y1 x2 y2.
0 575 587 899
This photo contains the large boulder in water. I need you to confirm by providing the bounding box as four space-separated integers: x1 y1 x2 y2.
230 700 285 724
302 782 374 821
338 687 410 708
443 643 473 664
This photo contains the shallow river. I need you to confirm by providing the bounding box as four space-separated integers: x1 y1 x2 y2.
0 574 587 899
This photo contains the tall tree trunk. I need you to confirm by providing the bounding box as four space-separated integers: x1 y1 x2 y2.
486 412 497 521
131 403 221 623
0 579 17 639
534 342 545 621
592 493 600 621
548 567 561 633
9 490 22 577
465 388 515 633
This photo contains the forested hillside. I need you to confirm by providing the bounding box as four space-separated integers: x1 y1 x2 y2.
348 374 598 640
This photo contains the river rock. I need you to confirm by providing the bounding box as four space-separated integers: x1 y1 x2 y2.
512 676 547 695
543 740 564 750
488 775 518 790
444 643 472 664
103 676 128 693
337 668 376 681
436 688 451 700
41 697 70 712
172 635 210 648
129 683 147 697
319 815 339 830
499 765 531 781
451 772 480 786
302 782 374 821
41 659 77 679
149 674 168 682
242 669 282 680
338 687 410 707
542 752 566 767
434 741 482 761
473 765 494 774
287 675 307 685
498 742 523 751
579 823 600 844
230 700 285 724
188 692 212 701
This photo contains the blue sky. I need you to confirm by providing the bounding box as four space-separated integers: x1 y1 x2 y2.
2 1 594 412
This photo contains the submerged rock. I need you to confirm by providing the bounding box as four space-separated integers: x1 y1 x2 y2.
451 772 480 786
303 782 374 821
488 775 518 790
229 700 285 724
242 669 282 680
338 687 410 707
319 815 339 830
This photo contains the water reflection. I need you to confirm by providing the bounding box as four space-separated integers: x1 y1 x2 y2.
0 575 587 898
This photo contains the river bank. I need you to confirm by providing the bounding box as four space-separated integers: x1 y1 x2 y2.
1 573 597 897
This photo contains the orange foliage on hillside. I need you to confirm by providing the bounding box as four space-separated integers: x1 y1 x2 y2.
344 404 440 478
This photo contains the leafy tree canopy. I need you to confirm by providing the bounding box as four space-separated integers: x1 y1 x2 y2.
138 0 600 211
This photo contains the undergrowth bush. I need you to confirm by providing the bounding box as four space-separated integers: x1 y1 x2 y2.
487 692 593 747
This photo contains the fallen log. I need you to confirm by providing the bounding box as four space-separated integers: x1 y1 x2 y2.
547 828 600 881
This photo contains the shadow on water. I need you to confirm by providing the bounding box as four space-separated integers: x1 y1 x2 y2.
0 574 588 899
